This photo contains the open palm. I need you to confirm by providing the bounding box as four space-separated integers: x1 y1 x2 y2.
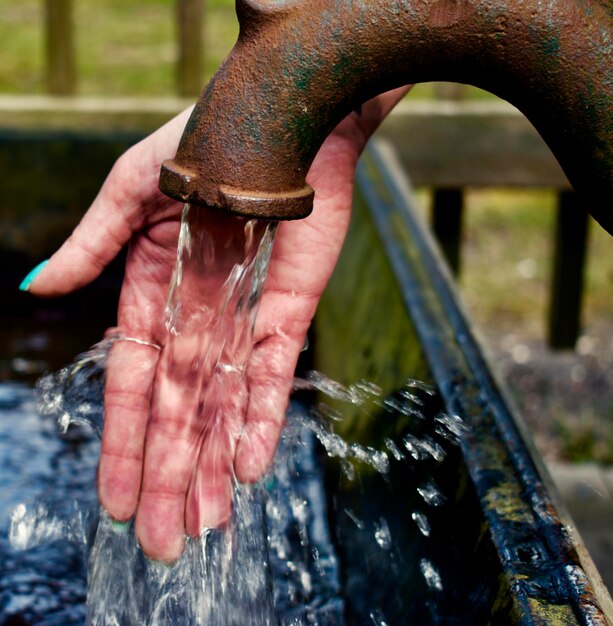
28 87 408 562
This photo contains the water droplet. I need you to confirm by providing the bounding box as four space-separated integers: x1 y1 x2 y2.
399 389 425 406
369 608 390 625
417 481 445 506
317 402 343 422
411 511 431 537
403 434 427 460
405 378 436 395
419 558 443 591
384 438 405 461
344 508 365 530
420 436 446 462
374 518 392 550
434 412 468 443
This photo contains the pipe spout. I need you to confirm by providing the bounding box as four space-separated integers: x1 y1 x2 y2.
159 0 613 232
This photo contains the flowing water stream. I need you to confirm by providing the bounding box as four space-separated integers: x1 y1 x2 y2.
1 206 468 625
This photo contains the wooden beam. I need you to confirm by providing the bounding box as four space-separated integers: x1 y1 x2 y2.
547 191 589 350
45 0 76 95
0 96 191 132
430 84 465 276
0 97 570 188
176 0 205 97
378 101 569 189
431 188 464 276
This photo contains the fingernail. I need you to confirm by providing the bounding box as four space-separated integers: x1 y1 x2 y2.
110 519 131 534
19 260 49 291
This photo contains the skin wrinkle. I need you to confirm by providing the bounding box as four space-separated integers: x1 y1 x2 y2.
150 417 207 445
253 303 313 340
102 386 153 401
115 305 162 339
262 284 321 302
147 408 202 441
80 200 129 249
102 399 148 418
139 453 194 492
139 483 192 497
100 340 157 519
99 449 144 463
63 235 109 274
103 392 151 414
237 337 301 477
138 491 187 509
248 354 296 389
100 448 144 468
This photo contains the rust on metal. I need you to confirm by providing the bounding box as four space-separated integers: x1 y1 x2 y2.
159 0 613 231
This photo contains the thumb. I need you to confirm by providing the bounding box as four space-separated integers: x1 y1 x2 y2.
25 106 194 297
26 159 141 297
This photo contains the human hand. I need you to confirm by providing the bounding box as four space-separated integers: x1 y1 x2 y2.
25 86 410 562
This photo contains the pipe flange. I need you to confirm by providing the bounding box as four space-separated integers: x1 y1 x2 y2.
160 158 314 220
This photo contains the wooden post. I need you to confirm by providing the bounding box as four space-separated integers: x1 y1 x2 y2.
430 83 467 277
547 191 589 349
45 0 76 95
431 188 464 276
177 0 205 97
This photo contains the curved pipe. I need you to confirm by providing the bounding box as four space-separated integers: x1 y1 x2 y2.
159 0 613 233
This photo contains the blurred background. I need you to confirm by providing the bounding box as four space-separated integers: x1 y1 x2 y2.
0 0 611 586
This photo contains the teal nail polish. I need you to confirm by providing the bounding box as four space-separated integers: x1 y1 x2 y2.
110 519 130 533
19 260 49 291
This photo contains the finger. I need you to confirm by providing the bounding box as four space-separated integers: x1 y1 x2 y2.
134 335 205 562
184 401 238 536
234 331 304 483
233 186 350 482
28 159 163 297
181 331 252 531
98 339 160 522
233 89 414 481
27 107 194 297
354 85 412 141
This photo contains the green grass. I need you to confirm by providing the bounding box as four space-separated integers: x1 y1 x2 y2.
460 189 555 337
0 0 43 92
0 0 497 98
0 0 238 95
410 187 612 342
458 189 612 338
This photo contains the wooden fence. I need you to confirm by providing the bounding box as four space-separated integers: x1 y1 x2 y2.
378 100 590 350
44 0 204 97
2 0 593 350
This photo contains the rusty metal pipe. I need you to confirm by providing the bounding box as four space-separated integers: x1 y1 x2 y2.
159 0 613 233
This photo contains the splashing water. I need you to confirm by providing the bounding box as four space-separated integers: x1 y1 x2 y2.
9 342 467 623
6 205 471 623
155 208 278 536
411 512 431 538
419 558 443 592
85 207 284 625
